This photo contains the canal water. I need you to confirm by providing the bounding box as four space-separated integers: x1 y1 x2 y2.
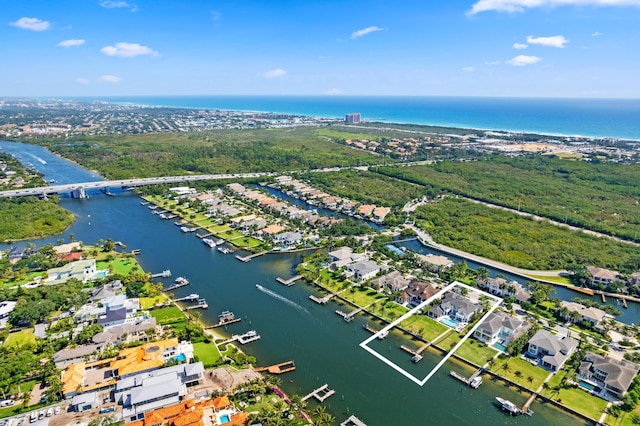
0 141 591 425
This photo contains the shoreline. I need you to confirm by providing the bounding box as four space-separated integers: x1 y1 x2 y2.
63 95 640 141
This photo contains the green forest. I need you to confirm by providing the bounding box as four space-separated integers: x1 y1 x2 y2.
0 197 75 242
377 156 640 241
37 127 380 179
414 197 640 272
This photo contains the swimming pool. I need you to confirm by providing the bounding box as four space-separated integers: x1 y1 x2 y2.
172 353 186 362
219 414 231 424
94 271 108 279
439 317 460 329
493 342 507 352
579 380 599 392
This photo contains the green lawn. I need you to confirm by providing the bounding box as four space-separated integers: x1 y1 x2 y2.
371 300 409 323
488 356 550 391
342 288 386 308
4 329 36 348
96 258 140 275
453 338 499 367
400 315 449 341
553 386 608 420
150 306 186 325
193 341 222 367
139 295 168 309
525 274 571 285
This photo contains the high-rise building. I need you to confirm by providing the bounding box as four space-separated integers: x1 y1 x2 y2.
345 113 361 124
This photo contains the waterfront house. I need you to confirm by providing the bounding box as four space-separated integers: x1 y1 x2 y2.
578 352 640 399
346 260 381 282
418 254 454 273
46 259 97 284
526 330 578 372
371 270 411 293
255 224 286 240
127 399 216 426
372 206 391 223
110 338 194 378
327 247 366 271
8 243 28 264
474 311 532 347
476 277 531 303
97 295 142 328
427 293 482 323
89 280 123 301
559 301 608 331
70 392 99 412
273 231 303 247
358 204 376 217
92 317 157 346
587 266 620 287
400 281 440 307
53 242 82 255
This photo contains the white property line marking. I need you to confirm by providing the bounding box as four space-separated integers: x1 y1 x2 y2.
360 281 502 386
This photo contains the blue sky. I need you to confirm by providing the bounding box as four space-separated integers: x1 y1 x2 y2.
1 0 639 97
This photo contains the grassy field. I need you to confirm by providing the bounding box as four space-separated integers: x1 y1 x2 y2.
400 315 449 341
139 295 168 309
440 336 499 367
552 386 608 420
342 288 386 308
489 356 550 391
97 258 140 275
149 306 186 325
3 329 36 348
193 341 222 367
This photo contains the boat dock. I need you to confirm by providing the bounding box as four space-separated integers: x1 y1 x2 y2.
310 294 336 305
206 311 242 328
254 360 296 375
601 293 607 303
520 393 537 416
233 330 261 344
236 250 269 263
276 275 303 286
163 281 190 291
363 324 378 334
185 298 208 310
450 368 482 387
302 384 335 403
340 415 367 426
206 317 241 328
140 201 150 206
151 269 172 278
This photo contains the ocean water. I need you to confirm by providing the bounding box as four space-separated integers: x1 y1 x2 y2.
77 95 640 140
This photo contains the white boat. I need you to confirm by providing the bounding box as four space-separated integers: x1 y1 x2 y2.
235 330 261 344
496 397 521 415
202 238 217 248
470 376 483 389
377 330 389 340
175 276 189 285
217 246 233 254
215 239 225 245
181 226 190 233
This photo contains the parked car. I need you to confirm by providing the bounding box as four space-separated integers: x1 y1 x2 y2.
99 407 115 414
54 407 60 415
46 408 52 417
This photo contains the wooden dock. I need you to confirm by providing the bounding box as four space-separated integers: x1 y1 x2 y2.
276 275 303 286
344 307 363 321
163 281 189 291
195 232 213 239
363 324 378 334
302 384 335 403
254 360 296 375
206 317 242 329
450 368 482 386
521 393 537 415
236 250 269 262
309 294 335 305
601 293 607 303
340 415 367 426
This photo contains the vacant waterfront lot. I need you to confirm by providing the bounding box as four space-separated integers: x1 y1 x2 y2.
414 197 639 271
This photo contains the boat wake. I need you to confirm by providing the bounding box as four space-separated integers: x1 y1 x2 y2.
256 284 309 314
30 153 47 165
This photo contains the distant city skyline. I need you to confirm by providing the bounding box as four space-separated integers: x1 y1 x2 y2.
2 0 640 98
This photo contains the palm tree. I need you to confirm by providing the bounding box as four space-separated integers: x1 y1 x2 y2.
541 382 550 395
514 370 522 382
527 376 534 387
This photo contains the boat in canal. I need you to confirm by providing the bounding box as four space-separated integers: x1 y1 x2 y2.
202 238 217 248
175 276 189 285
470 376 483 389
496 397 521 415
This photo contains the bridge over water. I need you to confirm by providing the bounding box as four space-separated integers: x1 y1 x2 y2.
0 173 274 198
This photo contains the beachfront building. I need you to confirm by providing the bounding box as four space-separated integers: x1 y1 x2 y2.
474 311 532 348
427 293 482 324
327 246 366 271
345 113 361 124
526 330 578 372
578 352 640 399
418 254 454 273
273 231 303 247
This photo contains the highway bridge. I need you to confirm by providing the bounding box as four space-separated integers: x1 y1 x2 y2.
0 159 435 199
0 173 275 198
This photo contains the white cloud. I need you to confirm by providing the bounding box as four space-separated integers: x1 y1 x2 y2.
351 26 384 39
507 55 542 66
101 42 158 57
58 39 86 47
462 66 475 72
526 35 569 48
76 77 90 85
485 60 501 65
325 88 343 95
10 17 50 31
513 43 528 49
97 75 122 83
264 68 287 78
100 1 130 8
592 31 603 36
469 0 640 14
211 10 222 21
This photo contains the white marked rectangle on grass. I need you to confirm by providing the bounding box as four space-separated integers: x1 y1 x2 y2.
360 281 502 386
